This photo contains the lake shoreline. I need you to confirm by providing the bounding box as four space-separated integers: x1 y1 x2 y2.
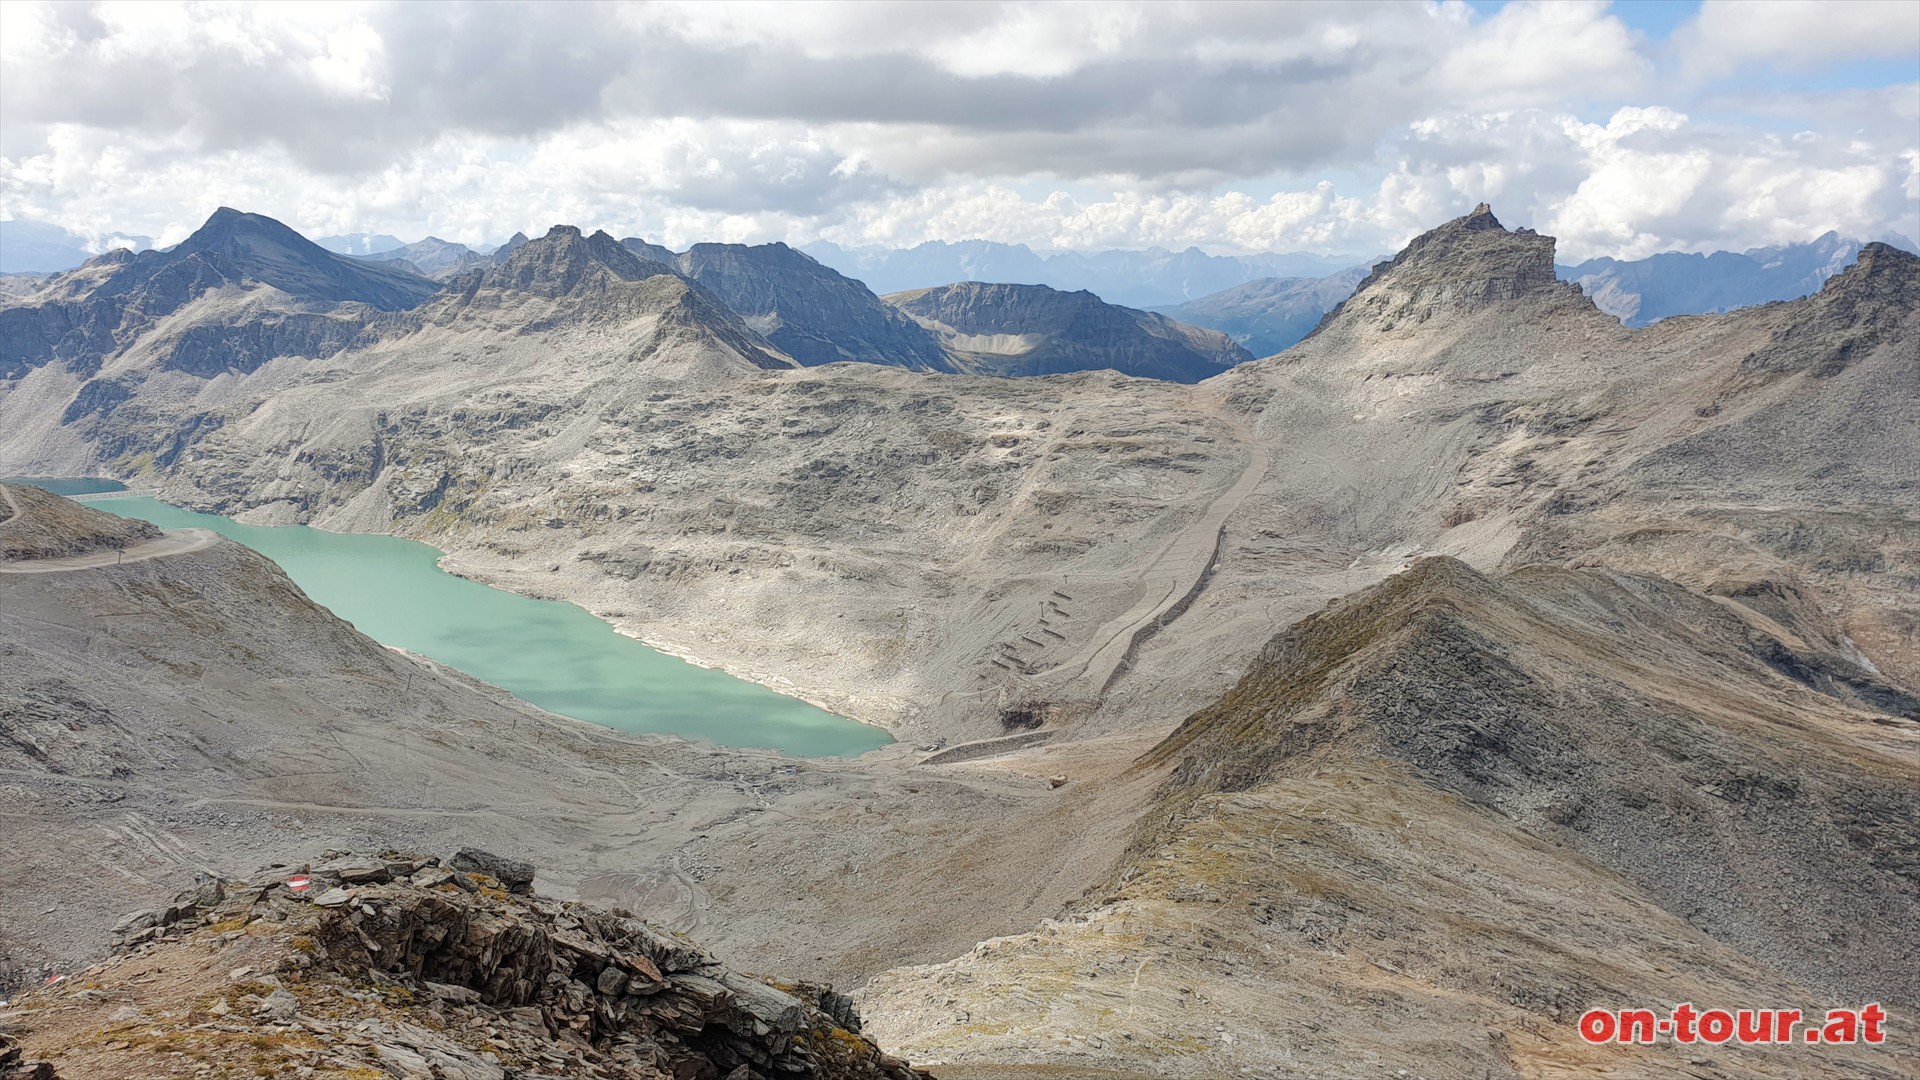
52 484 892 758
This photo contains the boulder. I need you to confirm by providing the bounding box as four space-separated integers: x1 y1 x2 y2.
449 848 535 894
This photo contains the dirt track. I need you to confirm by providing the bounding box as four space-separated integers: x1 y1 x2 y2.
0 484 219 573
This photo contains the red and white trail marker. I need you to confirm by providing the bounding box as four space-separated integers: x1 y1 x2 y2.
286 875 311 892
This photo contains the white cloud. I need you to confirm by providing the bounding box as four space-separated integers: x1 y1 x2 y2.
0 1 1914 260
1675 0 1920 80
1372 106 1917 260
1431 0 1647 108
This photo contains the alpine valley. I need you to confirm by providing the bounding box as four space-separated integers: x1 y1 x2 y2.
1 203 1916 1080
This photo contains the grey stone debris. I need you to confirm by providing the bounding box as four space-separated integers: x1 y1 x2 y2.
449 848 535 895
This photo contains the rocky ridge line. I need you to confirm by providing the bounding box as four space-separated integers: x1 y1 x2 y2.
1 850 925 1080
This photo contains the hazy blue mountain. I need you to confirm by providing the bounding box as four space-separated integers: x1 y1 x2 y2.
313 232 407 256
885 281 1252 381
1155 266 1371 357
355 236 490 279
0 219 153 273
1558 231 1919 326
803 240 1367 307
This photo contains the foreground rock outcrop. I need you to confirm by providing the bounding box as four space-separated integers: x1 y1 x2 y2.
0 852 926 1080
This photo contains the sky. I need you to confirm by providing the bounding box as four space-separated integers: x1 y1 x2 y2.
0 0 1916 261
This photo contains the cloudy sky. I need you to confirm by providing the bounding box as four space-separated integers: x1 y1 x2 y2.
1 0 1916 260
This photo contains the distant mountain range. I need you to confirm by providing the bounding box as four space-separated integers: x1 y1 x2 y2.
7 211 1914 380
312 232 408 257
0 219 153 274
0 209 1249 385
357 236 493 279
802 239 1366 308
1154 267 1371 358
1558 231 1920 326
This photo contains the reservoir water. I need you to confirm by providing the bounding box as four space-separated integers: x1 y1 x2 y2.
36 486 890 757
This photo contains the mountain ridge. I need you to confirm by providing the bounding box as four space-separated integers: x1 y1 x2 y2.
886 280 1254 381
674 242 956 372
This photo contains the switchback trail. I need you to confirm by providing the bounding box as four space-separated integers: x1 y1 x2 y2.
1029 393 1270 699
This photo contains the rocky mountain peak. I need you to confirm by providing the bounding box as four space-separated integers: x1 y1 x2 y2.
1844 240 1916 283
1309 203 1573 335
173 207 357 275
478 224 668 297
1791 240 1917 315
490 230 532 265
1459 202 1501 230
124 206 439 311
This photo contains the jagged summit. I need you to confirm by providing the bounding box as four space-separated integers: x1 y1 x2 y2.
1834 240 1917 289
1306 203 1578 338
1453 201 1501 230
472 224 672 298
417 225 796 371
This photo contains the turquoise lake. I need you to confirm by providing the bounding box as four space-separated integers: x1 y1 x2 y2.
49 488 891 757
